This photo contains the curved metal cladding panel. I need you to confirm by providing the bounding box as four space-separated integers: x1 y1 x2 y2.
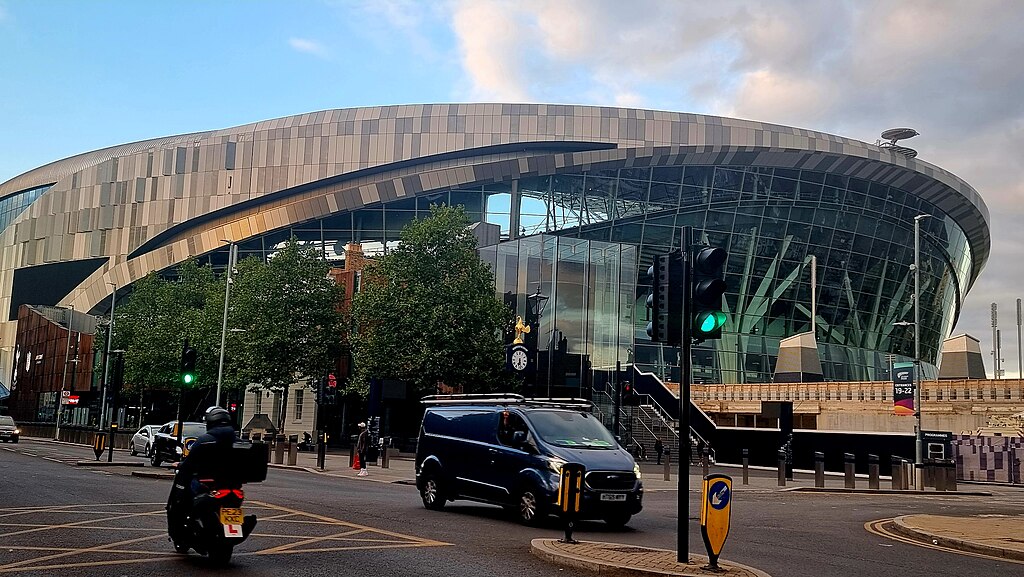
0 105 990 378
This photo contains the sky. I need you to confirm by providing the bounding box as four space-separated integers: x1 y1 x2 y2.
1 0 1022 376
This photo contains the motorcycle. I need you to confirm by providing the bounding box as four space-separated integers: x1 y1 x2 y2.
166 441 267 564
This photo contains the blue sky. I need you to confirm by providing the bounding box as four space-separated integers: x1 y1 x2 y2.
2 0 1023 374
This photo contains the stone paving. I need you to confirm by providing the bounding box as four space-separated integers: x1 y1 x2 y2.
892 514 1024 561
531 539 772 577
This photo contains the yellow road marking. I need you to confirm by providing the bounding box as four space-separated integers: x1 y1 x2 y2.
0 534 164 571
865 518 1024 565
250 500 451 547
0 500 451 572
0 509 162 538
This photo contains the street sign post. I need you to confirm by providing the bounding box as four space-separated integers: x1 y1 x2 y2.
700 474 733 571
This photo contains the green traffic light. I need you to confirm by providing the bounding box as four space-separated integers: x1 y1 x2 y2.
695 311 728 334
182 373 195 385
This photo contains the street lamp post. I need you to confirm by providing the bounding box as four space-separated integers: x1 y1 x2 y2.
54 305 75 440
216 241 239 407
913 214 930 491
526 285 549 396
99 283 117 429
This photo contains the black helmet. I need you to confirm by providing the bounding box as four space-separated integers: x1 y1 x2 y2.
204 406 232 430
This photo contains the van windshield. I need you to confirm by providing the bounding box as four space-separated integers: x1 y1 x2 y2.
528 410 616 449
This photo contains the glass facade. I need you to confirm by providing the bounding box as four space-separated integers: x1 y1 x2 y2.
0 184 50 233
196 164 970 385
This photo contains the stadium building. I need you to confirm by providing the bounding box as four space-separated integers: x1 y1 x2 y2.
0 104 990 410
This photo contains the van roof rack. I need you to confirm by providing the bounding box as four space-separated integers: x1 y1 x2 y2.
421 393 525 405
421 393 593 410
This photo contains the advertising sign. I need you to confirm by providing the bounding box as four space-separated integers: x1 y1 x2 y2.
700 474 733 569
893 362 915 416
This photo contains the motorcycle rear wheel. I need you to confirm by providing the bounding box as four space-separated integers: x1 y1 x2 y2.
208 543 233 566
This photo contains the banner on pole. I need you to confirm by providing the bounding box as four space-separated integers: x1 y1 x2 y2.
893 361 915 416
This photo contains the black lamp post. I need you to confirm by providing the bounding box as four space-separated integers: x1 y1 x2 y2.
526 285 549 394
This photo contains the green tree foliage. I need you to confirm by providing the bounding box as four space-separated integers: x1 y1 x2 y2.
351 205 514 399
107 260 219 394
107 241 345 413
227 239 346 397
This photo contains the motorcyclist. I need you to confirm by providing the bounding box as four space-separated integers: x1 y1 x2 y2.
167 406 238 540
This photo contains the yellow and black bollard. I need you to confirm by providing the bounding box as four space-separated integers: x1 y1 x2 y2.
557 463 585 544
700 474 733 572
92 433 106 461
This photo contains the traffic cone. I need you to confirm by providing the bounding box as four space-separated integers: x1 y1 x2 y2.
352 454 361 470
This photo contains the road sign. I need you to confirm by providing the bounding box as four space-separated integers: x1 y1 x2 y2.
64 395 80 405
61 390 70 398
700 474 733 570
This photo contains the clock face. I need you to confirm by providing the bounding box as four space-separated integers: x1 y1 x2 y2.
511 348 529 371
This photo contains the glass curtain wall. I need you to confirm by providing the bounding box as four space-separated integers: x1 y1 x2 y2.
192 164 969 384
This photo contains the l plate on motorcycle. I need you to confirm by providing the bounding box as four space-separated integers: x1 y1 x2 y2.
220 507 244 538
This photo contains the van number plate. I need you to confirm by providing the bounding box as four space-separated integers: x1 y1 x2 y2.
600 493 626 502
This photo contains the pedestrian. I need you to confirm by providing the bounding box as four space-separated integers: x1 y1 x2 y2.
356 422 369 476
655 438 664 465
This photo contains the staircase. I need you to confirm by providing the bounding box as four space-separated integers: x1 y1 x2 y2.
592 381 712 465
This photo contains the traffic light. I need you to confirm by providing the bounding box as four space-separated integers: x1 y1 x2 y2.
322 373 337 404
646 252 684 345
621 380 639 406
690 245 728 342
180 341 197 386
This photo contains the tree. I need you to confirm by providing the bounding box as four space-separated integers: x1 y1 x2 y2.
227 239 346 431
107 260 219 395
351 205 514 400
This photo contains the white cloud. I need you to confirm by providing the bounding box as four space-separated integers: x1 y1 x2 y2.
430 1 1024 371
288 37 329 59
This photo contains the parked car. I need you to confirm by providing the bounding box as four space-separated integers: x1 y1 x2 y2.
0 415 19 443
415 395 643 527
129 425 161 457
150 421 205 467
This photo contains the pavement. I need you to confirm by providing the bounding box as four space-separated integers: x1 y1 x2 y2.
24 435 1024 574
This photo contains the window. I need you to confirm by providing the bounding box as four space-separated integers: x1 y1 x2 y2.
254 392 263 415
497 411 529 446
294 390 304 421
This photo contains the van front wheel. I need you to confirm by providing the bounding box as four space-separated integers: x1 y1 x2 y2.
420 474 446 511
515 487 545 526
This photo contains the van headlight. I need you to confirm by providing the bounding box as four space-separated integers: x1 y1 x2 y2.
634 462 642 480
547 458 567 474
13 428 19 434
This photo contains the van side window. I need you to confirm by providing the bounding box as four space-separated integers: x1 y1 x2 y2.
423 409 498 444
497 411 528 446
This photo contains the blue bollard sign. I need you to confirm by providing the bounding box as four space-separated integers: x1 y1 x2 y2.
700 474 733 570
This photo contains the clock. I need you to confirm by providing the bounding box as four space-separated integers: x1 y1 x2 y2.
511 348 529 371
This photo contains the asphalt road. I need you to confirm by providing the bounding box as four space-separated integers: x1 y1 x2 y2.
2 439 1022 577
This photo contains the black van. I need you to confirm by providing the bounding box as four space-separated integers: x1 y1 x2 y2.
414 395 643 527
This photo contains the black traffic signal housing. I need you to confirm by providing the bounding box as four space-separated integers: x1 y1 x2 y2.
621 380 639 406
322 373 338 405
690 245 728 342
646 252 684 345
180 341 197 386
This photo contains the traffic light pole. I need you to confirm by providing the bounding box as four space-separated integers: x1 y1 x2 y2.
613 360 621 439
678 225 692 564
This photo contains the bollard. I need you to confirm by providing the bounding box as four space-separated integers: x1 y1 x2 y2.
903 461 913 490
663 448 671 481
317 431 327 470
814 451 825 488
844 453 856 489
287 434 298 466
742 449 749 485
891 456 903 490
349 442 356 467
777 449 787 487
702 445 710 478
274 434 285 464
381 445 390 469
946 462 958 491
868 454 879 489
